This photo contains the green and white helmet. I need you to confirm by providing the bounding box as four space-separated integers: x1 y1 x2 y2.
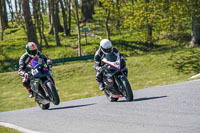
25 42 38 58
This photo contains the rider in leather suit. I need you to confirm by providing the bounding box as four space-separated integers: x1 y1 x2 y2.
18 42 51 98
94 39 119 91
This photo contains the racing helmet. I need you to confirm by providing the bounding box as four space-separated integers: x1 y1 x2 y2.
100 39 113 54
25 42 38 58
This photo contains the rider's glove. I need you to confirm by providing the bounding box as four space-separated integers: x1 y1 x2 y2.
47 59 52 68
24 73 30 80
96 67 101 71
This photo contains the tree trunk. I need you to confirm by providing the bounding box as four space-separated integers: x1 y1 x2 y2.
147 24 153 45
48 0 63 34
15 0 18 13
190 16 200 47
74 0 82 56
60 0 69 36
0 0 8 30
33 0 48 51
105 9 111 40
48 0 54 34
145 0 153 45
81 0 95 23
51 0 61 46
116 0 121 30
68 0 71 35
21 0 38 44
6 0 14 24
55 3 64 32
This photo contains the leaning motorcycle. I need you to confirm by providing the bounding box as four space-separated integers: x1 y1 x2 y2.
27 58 60 110
93 52 133 102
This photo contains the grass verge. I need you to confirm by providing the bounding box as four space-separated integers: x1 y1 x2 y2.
0 126 21 133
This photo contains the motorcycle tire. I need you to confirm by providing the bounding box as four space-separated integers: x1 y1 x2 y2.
104 90 119 102
120 77 133 101
38 102 50 110
46 82 60 105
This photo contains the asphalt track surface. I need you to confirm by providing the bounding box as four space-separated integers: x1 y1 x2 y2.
0 80 200 133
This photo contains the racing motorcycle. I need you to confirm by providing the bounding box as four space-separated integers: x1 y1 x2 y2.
93 52 133 102
27 57 60 110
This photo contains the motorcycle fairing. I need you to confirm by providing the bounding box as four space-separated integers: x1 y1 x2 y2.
102 52 121 70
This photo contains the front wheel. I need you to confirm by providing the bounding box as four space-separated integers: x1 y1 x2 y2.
46 82 60 105
120 77 133 101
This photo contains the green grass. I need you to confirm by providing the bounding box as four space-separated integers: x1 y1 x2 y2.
0 126 21 133
0 46 197 112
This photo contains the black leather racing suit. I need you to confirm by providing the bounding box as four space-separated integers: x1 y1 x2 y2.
94 47 119 83
18 51 47 88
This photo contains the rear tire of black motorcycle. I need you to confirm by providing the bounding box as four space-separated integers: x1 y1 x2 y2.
104 90 119 102
120 77 133 101
38 103 50 110
46 82 60 105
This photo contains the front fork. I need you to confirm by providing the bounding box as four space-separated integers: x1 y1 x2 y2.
114 75 126 93
32 77 53 98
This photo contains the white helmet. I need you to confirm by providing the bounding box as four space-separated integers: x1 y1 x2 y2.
100 39 113 54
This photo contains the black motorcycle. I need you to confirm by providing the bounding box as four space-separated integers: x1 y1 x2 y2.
27 58 60 110
94 52 133 102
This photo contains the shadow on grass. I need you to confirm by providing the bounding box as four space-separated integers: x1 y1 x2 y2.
49 103 96 110
117 95 167 102
111 40 181 54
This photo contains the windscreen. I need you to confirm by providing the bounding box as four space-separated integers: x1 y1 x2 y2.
105 53 117 62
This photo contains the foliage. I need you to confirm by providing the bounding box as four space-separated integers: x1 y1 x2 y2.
123 0 200 43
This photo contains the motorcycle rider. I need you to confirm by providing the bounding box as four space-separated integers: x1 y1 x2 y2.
94 39 120 91
18 42 52 98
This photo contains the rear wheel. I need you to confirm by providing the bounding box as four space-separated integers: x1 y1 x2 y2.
104 90 119 102
46 82 60 105
120 77 133 101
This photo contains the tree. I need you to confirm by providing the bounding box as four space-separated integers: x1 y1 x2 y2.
49 0 61 46
21 0 38 44
80 0 95 22
190 16 200 47
105 9 110 40
99 0 115 40
6 0 14 24
0 0 8 40
73 0 82 56
189 1 200 47
32 0 49 50
60 0 70 36
65 0 72 35
48 0 63 34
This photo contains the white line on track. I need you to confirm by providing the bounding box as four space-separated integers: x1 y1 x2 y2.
0 122 45 133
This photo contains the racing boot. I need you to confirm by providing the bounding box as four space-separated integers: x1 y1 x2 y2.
98 82 104 91
26 88 33 98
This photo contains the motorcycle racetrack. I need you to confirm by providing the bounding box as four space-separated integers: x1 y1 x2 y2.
0 80 200 133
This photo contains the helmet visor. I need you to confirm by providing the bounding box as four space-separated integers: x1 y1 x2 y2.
102 47 112 54
27 49 38 56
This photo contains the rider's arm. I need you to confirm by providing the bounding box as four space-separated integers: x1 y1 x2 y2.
38 51 47 62
18 54 26 76
38 51 52 67
94 49 102 71
113 48 119 53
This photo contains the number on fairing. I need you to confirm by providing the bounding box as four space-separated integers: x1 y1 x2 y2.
32 69 38 75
